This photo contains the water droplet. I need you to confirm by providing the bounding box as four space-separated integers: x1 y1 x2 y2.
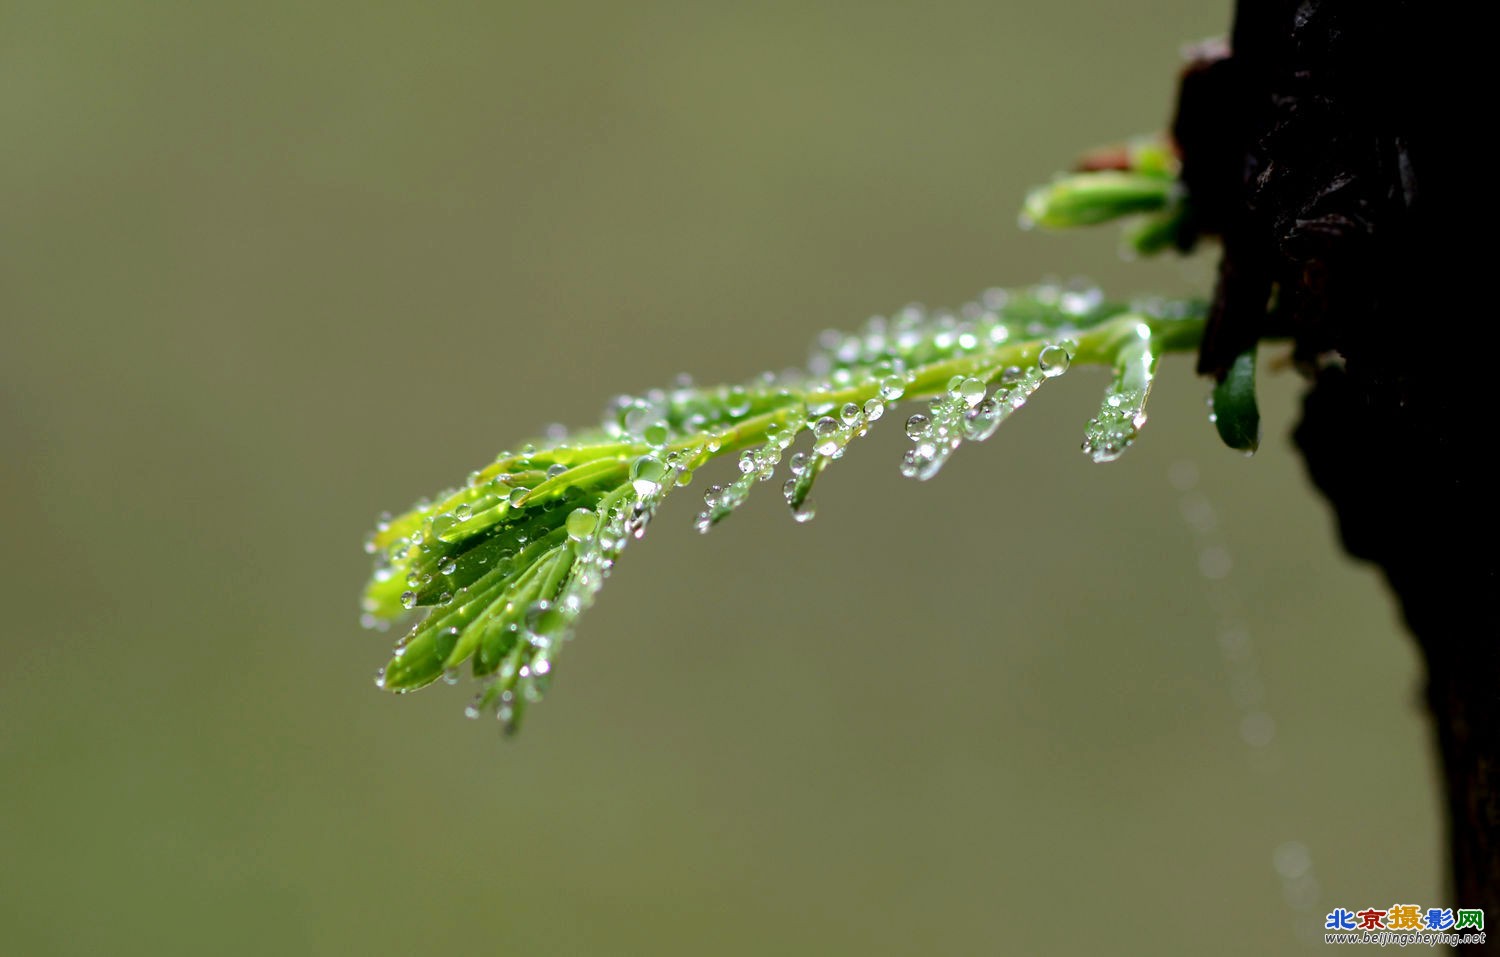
899 449 920 478
622 404 651 435
812 416 841 456
631 455 666 496
1038 344 1071 377
963 396 1004 441
508 486 530 506
953 376 986 408
566 507 597 541
726 386 752 417
905 413 931 440
863 398 884 421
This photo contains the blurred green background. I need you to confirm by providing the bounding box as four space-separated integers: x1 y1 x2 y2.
1 2 1439 954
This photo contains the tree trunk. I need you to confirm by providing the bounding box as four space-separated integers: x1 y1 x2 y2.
1172 0 1499 925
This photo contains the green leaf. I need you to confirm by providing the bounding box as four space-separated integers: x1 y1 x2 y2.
363 284 1209 729
1021 172 1176 229
1212 348 1261 453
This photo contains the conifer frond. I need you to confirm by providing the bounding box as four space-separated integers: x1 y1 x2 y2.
362 285 1205 732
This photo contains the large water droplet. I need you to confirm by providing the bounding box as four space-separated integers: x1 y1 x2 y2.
954 376 986 408
631 455 667 496
812 416 841 456
963 396 1004 441
1038 344 1071 377
566 507 598 541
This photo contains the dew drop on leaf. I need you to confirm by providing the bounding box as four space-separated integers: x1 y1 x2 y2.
1039 344 1072 377
566 507 598 542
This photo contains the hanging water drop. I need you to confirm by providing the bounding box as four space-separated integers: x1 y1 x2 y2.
899 449 921 478
963 396 1005 441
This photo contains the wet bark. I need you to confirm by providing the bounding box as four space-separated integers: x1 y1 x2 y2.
1171 0 1498 924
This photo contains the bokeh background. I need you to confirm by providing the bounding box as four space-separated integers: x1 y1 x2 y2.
1 2 1439 954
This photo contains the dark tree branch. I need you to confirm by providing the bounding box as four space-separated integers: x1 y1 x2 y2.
1172 0 1499 926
